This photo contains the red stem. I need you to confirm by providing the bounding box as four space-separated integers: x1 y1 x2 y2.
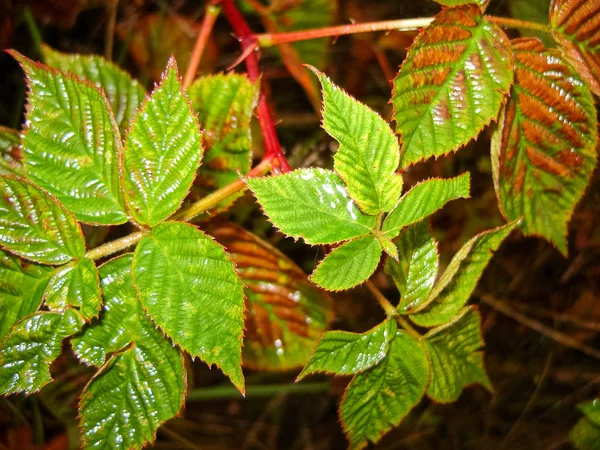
220 0 291 173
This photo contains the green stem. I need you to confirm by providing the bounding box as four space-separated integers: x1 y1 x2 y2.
84 231 146 261
365 280 396 317
396 316 422 341
484 15 550 34
187 382 329 401
23 8 42 56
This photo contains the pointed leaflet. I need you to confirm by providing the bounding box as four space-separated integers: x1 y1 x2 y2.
44 257 101 320
0 251 52 339
123 58 203 227
10 51 127 225
491 38 597 256
133 221 245 391
208 222 332 372
385 221 439 313
0 126 21 175
570 399 600 450
340 331 429 450
383 173 470 239
188 75 259 209
41 45 145 133
298 319 397 380
311 235 382 291
392 5 513 168
410 222 515 327
423 307 490 402
550 0 600 97
74 255 186 450
0 309 84 395
0 177 85 264
248 168 376 245
313 69 403 215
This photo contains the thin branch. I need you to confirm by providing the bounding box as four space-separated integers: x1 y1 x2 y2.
187 382 329 401
365 280 396 317
84 231 146 261
183 3 221 88
485 16 550 33
104 0 119 61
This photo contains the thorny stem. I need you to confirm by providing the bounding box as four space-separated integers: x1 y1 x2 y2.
84 231 146 261
183 3 221 88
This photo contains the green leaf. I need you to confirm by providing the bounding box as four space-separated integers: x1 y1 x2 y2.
0 250 52 339
188 74 259 209
423 307 490 403
133 221 245 392
313 68 403 215
208 222 333 372
0 176 85 264
491 38 597 256
385 221 439 313
123 58 203 227
75 255 186 450
10 51 127 225
0 309 84 395
410 222 516 327
392 5 513 168
44 257 101 320
0 126 22 175
571 400 600 450
248 168 376 245
298 319 397 380
310 235 382 291
41 44 146 133
383 173 470 239
340 331 429 450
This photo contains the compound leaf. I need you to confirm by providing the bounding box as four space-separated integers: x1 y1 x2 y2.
41 44 146 133
570 399 600 450
340 331 429 450
298 318 397 380
383 173 470 239
123 58 203 227
133 221 245 392
0 176 85 265
311 235 382 291
0 309 84 395
392 5 513 167
491 38 597 256
423 307 490 402
314 69 403 215
248 168 376 245
10 51 127 225
0 126 22 175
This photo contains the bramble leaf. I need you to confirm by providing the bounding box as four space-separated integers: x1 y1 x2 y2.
0 250 52 339
383 173 470 239
410 222 516 327
41 44 146 133
0 126 21 175
133 221 245 392
570 399 600 450
491 38 597 256
0 309 84 395
0 177 85 264
392 5 513 167
385 221 439 313
423 307 490 402
298 319 397 380
123 58 203 227
310 235 382 291
76 255 186 450
314 69 403 215
44 257 101 320
208 222 333 372
550 0 600 97
10 51 128 225
340 331 429 450
248 168 376 245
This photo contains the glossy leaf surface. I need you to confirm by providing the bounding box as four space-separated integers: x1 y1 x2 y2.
570 399 600 450
340 331 429 450
491 38 597 255
133 221 245 391
123 59 203 227
423 307 490 402
392 5 513 167
298 319 397 380
248 168 376 245
0 177 85 264
0 126 22 175
41 45 146 133
315 69 403 215
311 235 382 291
11 52 127 225
209 222 332 372
0 309 84 395
410 223 515 327
383 173 470 239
